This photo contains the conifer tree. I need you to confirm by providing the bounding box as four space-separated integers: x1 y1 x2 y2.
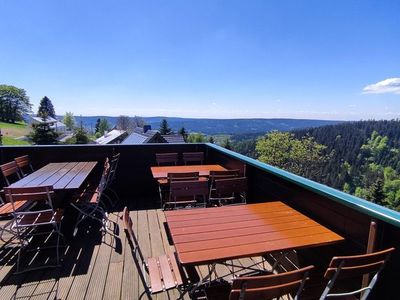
159 119 172 135
37 96 56 118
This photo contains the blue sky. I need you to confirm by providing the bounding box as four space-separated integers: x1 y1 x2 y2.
1 0 399 120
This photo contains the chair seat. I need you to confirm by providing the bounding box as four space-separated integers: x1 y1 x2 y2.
0 200 27 216
14 209 63 227
147 252 184 294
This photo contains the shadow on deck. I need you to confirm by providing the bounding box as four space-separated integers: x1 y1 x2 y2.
0 198 270 300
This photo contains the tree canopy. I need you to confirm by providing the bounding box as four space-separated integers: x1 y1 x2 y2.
256 131 328 180
0 84 32 123
63 112 75 130
37 96 56 118
159 119 172 135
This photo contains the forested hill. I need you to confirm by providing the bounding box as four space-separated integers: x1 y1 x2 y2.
232 119 400 211
293 120 400 187
74 116 342 135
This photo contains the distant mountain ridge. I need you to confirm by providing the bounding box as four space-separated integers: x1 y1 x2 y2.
72 116 343 135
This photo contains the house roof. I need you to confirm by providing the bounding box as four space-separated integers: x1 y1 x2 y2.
96 129 127 145
31 116 58 124
162 135 185 143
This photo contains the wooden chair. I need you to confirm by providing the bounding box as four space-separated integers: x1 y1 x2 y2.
4 186 64 273
167 180 208 209
0 196 29 243
320 247 395 299
71 158 112 236
104 153 121 207
230 265 314 300
14 155 34 177
0 161 22 186
182 152 204 165
155 152 178 166
122 207 199 296
159 172 200 209
209 169 240 200
211 177 247 206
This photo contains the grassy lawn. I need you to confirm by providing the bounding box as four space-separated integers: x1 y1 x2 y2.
2 136 31 145
0 121 31 145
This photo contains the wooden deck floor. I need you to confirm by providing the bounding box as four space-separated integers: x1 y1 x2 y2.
0 209 269 300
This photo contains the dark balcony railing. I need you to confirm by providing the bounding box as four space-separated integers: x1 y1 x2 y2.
1 143 399 299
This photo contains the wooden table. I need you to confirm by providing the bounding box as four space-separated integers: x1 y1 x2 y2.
150 164 227 179
165 202 344 266
9 162 97 190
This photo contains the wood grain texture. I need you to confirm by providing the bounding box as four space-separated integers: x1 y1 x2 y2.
165 202 344 266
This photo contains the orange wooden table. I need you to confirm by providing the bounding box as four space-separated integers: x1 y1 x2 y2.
9 162 97 190
165 201 344 266
150 164 227 179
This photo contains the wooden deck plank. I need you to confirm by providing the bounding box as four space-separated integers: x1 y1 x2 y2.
103 212 125 300
84 225 114 299
121 210 139 300
137 210 152 299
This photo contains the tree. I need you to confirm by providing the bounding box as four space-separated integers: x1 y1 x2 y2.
95 118 101 134
222 138 232 150
63 112 75 130
159 119 172 135
29 116 58 145
0 84 32 123
37 96 56 118
116 115 134 133
178 127 188 142
187 133 205 143
98 118 111 135
256 131 328 179
73 125 90 144
132 116 145 128
208 136 215 143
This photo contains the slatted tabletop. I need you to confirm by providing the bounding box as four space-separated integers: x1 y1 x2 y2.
150 164 227 179
165 202 344 266
9 161 97 190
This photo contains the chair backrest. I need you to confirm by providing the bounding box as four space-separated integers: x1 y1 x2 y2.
209 169 240 181
320 247 395 299
4 186 55 212
214 177 247 203
182 152 204 165
107 152 120 186
167 172 199 183
14 155 34 176
230 265 314 300
170 180 209 200
156 153 178 166
0 161 22 186
122 206 145 264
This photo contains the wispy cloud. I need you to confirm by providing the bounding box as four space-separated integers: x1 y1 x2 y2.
363 78 400 94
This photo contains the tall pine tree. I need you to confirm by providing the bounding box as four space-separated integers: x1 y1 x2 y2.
37 96 56 118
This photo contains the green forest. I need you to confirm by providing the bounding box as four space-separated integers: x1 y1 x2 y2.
231 120 400 211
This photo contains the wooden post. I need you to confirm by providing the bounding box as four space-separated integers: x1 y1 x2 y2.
362 219 378 290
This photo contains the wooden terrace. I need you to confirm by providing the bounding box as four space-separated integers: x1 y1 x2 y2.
1 143 400 299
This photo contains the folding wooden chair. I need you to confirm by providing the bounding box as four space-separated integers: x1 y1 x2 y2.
155 152 178 166
320 247 395 299
122 207 199 297
210 177 247 206
0 161 22 186
4 186 64 273
167 179 209 210
0 196 29 243
182 152 204 165
228 265 314 300
14 155 34 177
104 152 121 207
209 169 240 200
159 171 200 209
71 158 112 236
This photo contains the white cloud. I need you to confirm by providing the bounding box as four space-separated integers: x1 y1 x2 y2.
363 78 400 94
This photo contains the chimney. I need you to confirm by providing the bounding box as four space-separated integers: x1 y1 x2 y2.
143 125 151 133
